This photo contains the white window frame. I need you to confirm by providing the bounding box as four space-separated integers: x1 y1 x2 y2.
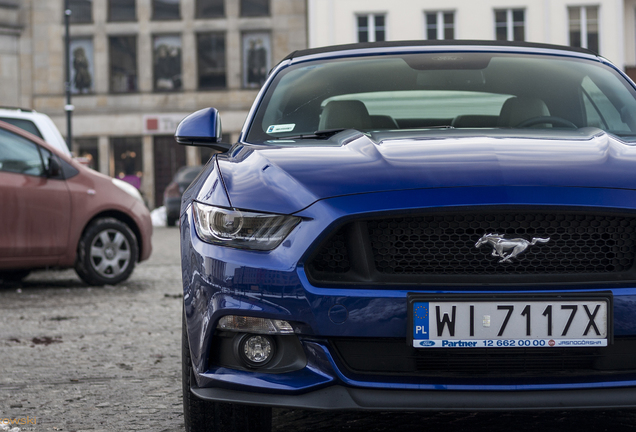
356 13 386 43
495 8 525 41
424 11 454 40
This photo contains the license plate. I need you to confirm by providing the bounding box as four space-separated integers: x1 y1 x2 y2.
408 293 612 348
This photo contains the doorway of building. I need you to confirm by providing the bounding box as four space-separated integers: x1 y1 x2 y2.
153 135 186 208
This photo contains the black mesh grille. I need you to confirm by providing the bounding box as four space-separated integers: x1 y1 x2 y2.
368 213 636 275
310 230 350 274
330 337 636 379
305 210 636 285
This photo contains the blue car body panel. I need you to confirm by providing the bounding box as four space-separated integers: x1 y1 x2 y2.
179 41 636 411
182 181 636 388
212 130 636 215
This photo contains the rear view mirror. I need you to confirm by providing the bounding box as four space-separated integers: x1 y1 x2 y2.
175 107 231 153
47 156 62 178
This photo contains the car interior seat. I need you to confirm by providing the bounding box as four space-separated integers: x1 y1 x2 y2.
498 96 550 127
319 100 374 131
451 115 499 128
371 115 399 129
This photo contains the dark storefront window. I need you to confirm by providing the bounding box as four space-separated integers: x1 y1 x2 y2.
109 36 138 93
197 33 226 89
68 0 92 23
152 0 180 20
196 0 224 18
240 0 268 17
153 135 186 207
112 137 143 189
74 138 99 171
108 0 136 21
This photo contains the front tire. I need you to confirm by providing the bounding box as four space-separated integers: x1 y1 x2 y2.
75 218 138 286
182 311 272 432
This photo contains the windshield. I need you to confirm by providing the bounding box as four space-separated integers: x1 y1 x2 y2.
246 52 636 143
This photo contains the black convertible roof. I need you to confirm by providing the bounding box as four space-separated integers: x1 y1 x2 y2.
283 40 598 62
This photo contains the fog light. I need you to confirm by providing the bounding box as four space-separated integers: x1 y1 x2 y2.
240 334 274 367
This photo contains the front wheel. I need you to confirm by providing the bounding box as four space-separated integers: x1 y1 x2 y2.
75 218 138 286
182 311 272 432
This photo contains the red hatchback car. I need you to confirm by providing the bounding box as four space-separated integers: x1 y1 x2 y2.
0 121 152 285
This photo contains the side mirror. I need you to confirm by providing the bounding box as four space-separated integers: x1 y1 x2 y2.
47 156 62 178
175 107 231 153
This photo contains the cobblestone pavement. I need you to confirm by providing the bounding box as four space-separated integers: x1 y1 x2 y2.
0 227 184 432
1 227 636 431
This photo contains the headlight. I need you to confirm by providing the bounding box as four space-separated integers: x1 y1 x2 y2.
112 178 144 204
192 201 300 250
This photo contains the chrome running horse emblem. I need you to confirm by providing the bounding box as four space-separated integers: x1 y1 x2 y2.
475 233 550 263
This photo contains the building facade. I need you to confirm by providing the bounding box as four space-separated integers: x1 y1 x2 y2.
11 0 636 210
14 0 307 208
0 0 21 106
308 0 636 72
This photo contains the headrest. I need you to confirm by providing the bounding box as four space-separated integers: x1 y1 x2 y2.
498 97 550 127
319 100 373 131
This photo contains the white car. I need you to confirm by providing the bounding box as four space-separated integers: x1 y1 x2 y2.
0 107 71 156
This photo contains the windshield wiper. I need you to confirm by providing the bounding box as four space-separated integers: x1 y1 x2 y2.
278 128 348 140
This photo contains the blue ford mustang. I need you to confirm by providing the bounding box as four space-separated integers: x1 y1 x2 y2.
177 41 636 432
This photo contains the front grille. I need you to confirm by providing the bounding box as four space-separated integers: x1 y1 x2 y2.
310 229 351 274
305 210 636 285
330 337 636 379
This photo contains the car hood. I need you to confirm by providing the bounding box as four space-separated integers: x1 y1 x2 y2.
208 128 636 214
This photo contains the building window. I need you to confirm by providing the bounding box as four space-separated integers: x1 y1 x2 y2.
357 14 386 43
112 137 143 189
240 0 269 17
569 6 599 53
153 35 182 91
108 0 136 22
152 0 180 20
74 138 99 171
69 38 94 94
425 11 454 40
197 33 226 89
68 0 92 23
242 32 270 88
196 0 224 18
495 9 525 41
109 36 138 93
